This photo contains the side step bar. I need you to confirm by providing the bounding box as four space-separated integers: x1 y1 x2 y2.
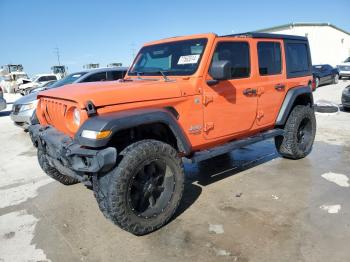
187 129 284 163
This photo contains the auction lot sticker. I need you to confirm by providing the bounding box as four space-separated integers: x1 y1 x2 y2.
178 54 200 64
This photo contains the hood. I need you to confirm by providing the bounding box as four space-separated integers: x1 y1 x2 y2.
38 80 183 108
19 82 38 90
14 92 38 105
338 62 350 66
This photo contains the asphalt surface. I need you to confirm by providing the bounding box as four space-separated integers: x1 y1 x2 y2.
0 80 349 262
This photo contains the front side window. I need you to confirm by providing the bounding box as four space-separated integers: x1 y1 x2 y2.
46 75 57 81
83 72 107 82
109 70 126 80
129 38 207 76
258 42 281 75
211 41 250 79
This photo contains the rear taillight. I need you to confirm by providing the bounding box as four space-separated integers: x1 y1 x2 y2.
311 79 316 90
0 86 3 93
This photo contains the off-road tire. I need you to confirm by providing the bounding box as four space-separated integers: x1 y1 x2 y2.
38 150 79 185
93 140 185 235
275 105 316 159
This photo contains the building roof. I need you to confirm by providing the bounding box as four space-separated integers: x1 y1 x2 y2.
256 23 350 36
221 32 307 41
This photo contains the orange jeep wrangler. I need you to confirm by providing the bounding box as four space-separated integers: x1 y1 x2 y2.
29 32 316 235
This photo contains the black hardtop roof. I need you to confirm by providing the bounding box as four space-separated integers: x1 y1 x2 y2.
221 32 307 41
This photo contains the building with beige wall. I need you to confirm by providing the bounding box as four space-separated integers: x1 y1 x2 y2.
257 23 350 66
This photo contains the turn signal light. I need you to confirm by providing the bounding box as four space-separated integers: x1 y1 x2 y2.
81 130 112 140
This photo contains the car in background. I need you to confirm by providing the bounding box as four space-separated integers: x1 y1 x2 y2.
11 67 128 129
337 57 350 79
0 86 6 111
312 64 339 89
22 80 57 95
342 85 350 111
17 74 59 95
0 72 29 93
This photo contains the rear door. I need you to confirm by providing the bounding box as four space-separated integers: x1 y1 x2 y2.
256 39 286 126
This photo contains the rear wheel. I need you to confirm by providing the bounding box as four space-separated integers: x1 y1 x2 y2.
38 150 79 185
275 105 316 159
333 74 339 84
93 140 184 235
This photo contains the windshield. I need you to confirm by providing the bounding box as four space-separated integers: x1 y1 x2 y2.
345 57 350 63
129 38 207 76
47 72 87 89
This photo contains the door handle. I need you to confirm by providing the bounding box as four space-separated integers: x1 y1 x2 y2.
274 84 285 91
243 88 257 96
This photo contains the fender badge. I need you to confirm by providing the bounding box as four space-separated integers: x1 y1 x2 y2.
189 125 202 134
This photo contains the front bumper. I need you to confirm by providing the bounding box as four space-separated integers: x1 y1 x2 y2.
339 71 350 77
10 108 34 129
0 97 6 111
29 125 117 179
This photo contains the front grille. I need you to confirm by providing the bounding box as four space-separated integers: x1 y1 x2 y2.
12 105 21 114
41 98 67 125
39 98 76 135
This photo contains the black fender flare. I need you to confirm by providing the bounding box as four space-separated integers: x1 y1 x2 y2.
275 86 314 126
74 108 192 155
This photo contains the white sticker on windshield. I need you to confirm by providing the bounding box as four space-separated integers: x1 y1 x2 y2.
177 54 200 65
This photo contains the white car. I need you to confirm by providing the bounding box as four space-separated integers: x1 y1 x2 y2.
337 57 350 79
17 74 58 94
0 72 29 93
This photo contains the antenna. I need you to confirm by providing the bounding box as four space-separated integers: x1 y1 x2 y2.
54 47 61 66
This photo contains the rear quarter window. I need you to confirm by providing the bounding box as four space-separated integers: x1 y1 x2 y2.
285 40 311 78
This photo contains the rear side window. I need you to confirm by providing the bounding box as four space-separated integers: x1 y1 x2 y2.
257 42 281 75
211 42 250 79
285 41 311 78
83 72 107 82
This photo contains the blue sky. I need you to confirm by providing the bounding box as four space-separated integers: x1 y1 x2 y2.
1 0 349 76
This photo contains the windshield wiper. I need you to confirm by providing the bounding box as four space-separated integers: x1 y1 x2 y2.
144 70 175 82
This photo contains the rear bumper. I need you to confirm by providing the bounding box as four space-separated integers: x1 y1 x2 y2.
28 125 117 177
0 97 6 111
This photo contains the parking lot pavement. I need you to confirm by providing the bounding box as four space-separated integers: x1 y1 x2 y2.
0 81 349 262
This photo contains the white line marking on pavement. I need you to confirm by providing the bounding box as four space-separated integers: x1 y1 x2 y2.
0 210 50 262
321 172 349 187
320 204 341 214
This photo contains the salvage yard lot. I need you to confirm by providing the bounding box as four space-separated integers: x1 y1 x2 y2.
0 81 350 262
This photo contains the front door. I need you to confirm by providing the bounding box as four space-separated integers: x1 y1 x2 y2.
203 40 258 140
255 40 286 126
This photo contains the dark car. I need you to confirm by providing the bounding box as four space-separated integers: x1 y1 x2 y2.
342 85 350 111
312 64 339 89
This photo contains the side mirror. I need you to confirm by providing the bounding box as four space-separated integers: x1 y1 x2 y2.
209 60 232 80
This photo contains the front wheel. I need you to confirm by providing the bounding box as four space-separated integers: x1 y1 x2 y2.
93 140 185 235
38 150 79 185
275 105 316 159
315 77 320 89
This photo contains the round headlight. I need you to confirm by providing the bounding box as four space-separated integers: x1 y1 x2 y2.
73 108 81 126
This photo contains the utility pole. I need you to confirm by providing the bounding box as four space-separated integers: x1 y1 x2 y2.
54 47 61 66
130 43 136 60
